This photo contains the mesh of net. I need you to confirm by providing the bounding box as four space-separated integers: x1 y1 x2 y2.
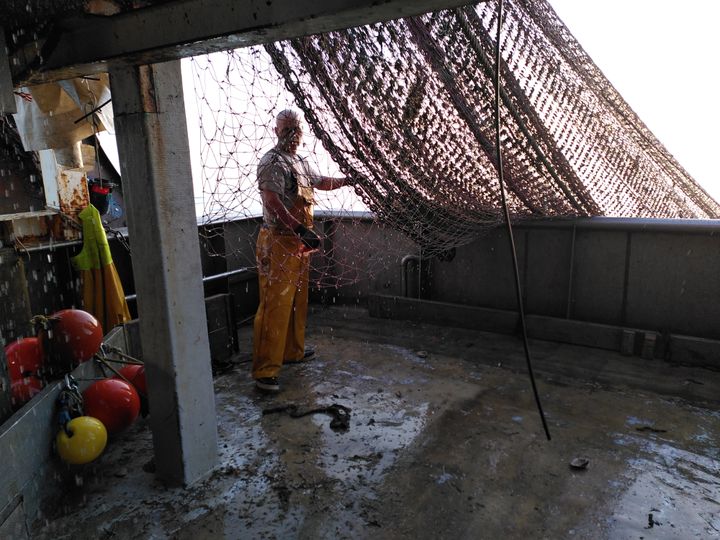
190 0 720 285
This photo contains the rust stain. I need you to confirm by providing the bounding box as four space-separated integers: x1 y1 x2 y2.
139 65 158 113
49 214 64 239
15 234 44 246
14 213 81 245
14 216 49 246
51 213 81 242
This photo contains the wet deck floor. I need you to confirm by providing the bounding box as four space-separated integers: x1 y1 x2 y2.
33 306 720 539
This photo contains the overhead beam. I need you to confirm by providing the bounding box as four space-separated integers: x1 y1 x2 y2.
13 0 476 86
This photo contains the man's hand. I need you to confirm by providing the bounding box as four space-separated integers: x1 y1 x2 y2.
294 224 321 251
316 175 354 191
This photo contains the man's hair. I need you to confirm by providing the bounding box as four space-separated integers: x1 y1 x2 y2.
276 109 301 127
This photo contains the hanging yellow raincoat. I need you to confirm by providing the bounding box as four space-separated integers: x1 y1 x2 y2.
71 204 131 333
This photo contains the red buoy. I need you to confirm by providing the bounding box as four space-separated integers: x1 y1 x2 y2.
83 378 140 434
49 309 103 366
10 376 43 408
4 337 45 407
115 364 147 396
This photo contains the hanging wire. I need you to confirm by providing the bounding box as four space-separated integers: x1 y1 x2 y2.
73 97 112 124
493 0 551 441
84 82 104 189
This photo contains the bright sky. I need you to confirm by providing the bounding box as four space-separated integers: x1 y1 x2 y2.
549 0 720 203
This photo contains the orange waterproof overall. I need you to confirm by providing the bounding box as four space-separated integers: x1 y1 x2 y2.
252 190 314 379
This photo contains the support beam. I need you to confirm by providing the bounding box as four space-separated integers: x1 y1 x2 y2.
110 60 218 485
14 0 475 86
0 29 16 114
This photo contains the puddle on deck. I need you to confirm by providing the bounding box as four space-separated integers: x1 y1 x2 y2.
603 427 720 538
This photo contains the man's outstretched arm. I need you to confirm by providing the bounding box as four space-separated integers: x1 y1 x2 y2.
315 176 350 191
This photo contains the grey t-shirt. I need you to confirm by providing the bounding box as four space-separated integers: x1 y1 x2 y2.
257 146 322 226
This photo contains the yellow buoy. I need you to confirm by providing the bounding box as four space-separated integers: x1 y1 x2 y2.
56 416 108 465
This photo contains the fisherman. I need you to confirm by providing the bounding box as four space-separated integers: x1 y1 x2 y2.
252 109 350 392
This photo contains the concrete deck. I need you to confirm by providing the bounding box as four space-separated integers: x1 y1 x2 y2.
31 306 720 539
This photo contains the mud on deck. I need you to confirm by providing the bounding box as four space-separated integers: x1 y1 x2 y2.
33 306 720 539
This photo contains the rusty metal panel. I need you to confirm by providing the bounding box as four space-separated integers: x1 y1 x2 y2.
6 166 88 243
2 150 88 244
56 169 89 217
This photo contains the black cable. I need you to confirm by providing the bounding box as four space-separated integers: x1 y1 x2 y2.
493 0 551 441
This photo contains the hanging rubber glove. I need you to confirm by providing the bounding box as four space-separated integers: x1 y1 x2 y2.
294 224 321 250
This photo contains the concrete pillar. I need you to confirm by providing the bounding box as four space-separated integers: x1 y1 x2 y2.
109 61 218 485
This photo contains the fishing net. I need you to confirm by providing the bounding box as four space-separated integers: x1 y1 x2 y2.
190 0 720 284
